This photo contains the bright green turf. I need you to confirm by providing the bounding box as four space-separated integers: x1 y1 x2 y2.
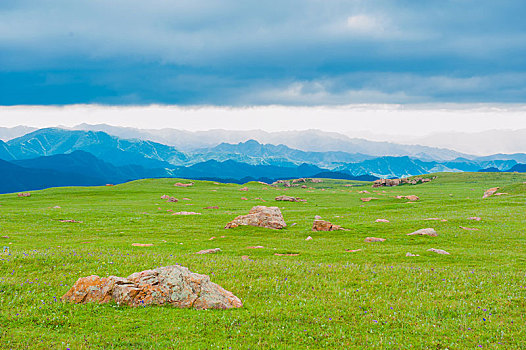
1 173 525 349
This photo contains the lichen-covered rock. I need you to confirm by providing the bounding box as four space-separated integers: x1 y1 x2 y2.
312 220 342 231
225 206 286 229
62 265 242 310
407 228 437 237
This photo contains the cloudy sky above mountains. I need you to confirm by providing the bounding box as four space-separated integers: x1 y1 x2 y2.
1 0 525 105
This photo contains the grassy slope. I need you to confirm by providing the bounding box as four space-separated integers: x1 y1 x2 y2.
1 173 525 349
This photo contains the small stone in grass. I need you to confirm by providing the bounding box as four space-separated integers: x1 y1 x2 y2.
406 252 419 257
305 236 313 241
375 219 389 223
427 248 450 255
132 243 153 247
364 237 385 242
345 249 362 252
195 248 221 255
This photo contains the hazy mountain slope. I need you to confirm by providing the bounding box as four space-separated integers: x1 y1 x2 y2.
507 163 526 172
0 140 15 161
6 128 189 168
0 158 105 194
401 129 526 155
0 126 37 141
12 151 169 184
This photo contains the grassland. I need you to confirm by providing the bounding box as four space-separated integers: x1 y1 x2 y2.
1 172 525 349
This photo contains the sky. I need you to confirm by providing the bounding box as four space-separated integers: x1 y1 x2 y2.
1 0 526 106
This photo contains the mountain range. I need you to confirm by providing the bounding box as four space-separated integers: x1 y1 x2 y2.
0 126 524 193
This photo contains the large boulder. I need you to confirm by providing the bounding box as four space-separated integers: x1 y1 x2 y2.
62 265 242 310
312 219 342 231
225 206 286 229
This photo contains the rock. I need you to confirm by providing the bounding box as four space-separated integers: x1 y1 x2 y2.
345 249 362 252
195 248 221 254
204 206 219 209
275 195 306 202
61 265 242 310
314 215 322 220
240 197 248 200
209 237 216 240
407 228 437 237
305 236 313 241
467 216 481 221
301 185 307 189
172 211 201 215
132 243 153 247
60 219 82 223
365 237 385 242
360 197 378 202
1 236 9 239
17 192 31 197
358 190 370 194
274 253 299 256
182 198 191 201
52 206 61 209
174 182 193 187
246 246 264 249
161 195 170 199
427 248 450 255
240 187 249 191
375 219 390 223
167 197 178 203
459 226 479 231
312 220 342 231
225 206 286 229
405 252 419 257
395 195 419 201
373 179 402 188
482 187 499 198
241 255 250 261
494 192 508 196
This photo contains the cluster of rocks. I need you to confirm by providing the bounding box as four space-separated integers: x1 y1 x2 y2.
275 195 306 202
312 219 342 231
395 195 420 201
372 176 436 188
271 178 322 188
62 265 242 310
17 192 31 197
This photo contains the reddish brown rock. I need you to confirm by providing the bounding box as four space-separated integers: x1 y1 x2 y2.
312 220 342 231
395 195 419 201
161 195 170 199
132 243 153 247
375 219 390 223
467 216 481 221
225 206 286 229
345 249 362 252
240 187 249 191
482 187 499 198
167 197 178 203
62 265 242 310
360 197 378 202
274 253 299 256
17 192 31 197
364 237 385 242
174 182 193 187
204 206 219 209
246 245 264 249
459 226 479 231
60 219 83 223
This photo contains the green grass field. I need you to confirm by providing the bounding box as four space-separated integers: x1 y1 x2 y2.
1 172 525 349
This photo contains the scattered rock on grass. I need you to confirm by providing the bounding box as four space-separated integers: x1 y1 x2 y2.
274 253 299 256
407 228 437 237
305 236 313 241
360 197 378 202
241 255 250 261
225 206 286 229
172 211 201 215
275 195 306 202
246 246 264 249
167 197 178 203
17 192 31 197
132 243 153 247
375 219 390 223
482 187 499 198
204 206 219 209
395 195 419 201
427 248 450 255
406 252 419 257
174 182 193 187
365 237 385 242
60 219 83 223
196 248 221 254
459 226 479 231
345 249 362 252
467 216 482 221
312 220 342 231
240 187 249 191
62 265 242 309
